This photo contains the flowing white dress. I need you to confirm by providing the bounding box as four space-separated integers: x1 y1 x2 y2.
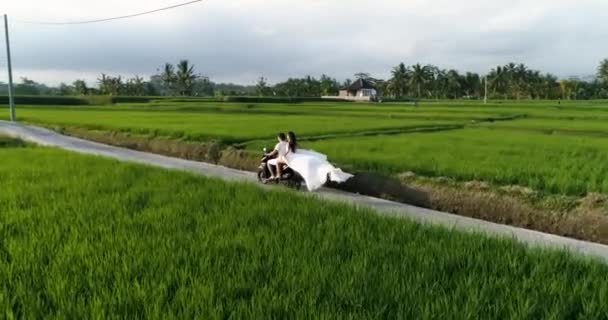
285 147 353 191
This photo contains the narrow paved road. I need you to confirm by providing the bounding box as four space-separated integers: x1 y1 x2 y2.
2 120 608 262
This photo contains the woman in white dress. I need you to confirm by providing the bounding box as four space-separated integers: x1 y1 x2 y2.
284 131 353 191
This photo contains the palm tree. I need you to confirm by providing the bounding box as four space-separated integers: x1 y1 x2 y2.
559 80 571 100
559 78 581 100
409 64 431 98
374 79 389 97
256 77 270 96
98 74 109 94
161 63 176 95
126 75 146 96
513 63 528 99
72 80 88 95
110 76 123 96
445 69 462 99
598 58 608 84
462 72 481 98
527 70 541 99
97 74 123 96
319 74 339 96
501 62 519 98
430 67 447 99
390 63 410 97
542 74 558 99
175 60 198 96
489 66 509 99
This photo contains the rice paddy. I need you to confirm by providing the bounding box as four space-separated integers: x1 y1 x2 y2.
2 140 608 318
3 100 608 196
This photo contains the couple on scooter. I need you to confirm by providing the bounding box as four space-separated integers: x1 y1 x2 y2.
265 131 297 182
264 131 353 191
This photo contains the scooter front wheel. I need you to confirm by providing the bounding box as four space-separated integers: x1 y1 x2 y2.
257 170 267 182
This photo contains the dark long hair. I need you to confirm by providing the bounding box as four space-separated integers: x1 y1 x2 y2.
288 131 297 153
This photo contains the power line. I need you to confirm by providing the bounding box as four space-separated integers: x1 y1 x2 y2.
14 0 203 25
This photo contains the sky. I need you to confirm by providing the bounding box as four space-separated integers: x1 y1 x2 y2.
1 0 608 86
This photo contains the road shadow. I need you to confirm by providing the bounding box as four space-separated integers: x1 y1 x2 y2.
327 172 431 208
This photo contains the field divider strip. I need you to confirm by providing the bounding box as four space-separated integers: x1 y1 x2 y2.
295 125 465 142
237 114 527 147
236 124 466 147
3 119 608 263
469 125 608 138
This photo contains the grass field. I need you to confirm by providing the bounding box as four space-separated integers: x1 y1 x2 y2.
308 128 608 195
3 140 608 318
8 107 467 143
3 99 608 197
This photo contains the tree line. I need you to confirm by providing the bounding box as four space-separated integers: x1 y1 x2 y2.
2 58 608 100
351 59 608 100
0 59 255 97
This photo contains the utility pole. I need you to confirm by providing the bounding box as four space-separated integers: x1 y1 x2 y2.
4 14 15 121
484 75 488 105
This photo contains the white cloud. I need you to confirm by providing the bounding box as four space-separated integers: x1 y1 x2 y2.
2 0 608 85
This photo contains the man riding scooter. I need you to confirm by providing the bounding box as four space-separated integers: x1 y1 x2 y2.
263 133 289 182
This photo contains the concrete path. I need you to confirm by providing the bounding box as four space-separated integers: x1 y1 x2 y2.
3 120 608 262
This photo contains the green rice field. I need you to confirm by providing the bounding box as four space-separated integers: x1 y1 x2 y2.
3 99 608 196
2 140 608 318
8 107 466 143
308 128 608 195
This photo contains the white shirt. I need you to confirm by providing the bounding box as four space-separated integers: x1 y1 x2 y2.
274 141 289 157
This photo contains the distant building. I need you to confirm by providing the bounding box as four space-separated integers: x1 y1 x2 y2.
323 79 378 102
